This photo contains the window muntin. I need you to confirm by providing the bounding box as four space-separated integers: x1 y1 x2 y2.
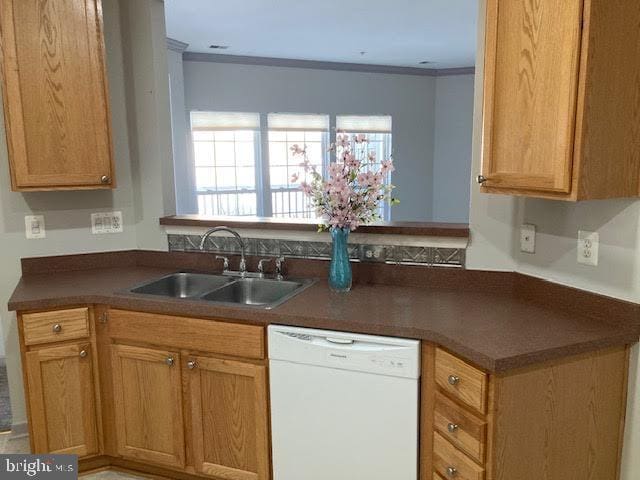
267 114 330 218
191 112 260 216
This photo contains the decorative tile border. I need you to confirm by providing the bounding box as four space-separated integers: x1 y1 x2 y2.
167 234 465 268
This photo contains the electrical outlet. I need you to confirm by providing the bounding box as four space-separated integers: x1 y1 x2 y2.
91 211 123 234
520 224 536 254
25 215 45 239
360 245 386 262
577 230 599 266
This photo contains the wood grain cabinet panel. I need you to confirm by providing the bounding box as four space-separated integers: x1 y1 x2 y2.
23 308 89 346
434 393 487 464
188 355 270 480
0 0 115 191
433 432 484 480
480 0 640 200
111 344 185 469
26 342 98 457
435 348 488 414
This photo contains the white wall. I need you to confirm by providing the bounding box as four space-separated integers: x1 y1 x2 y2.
181 60 439 221
432 74 475 223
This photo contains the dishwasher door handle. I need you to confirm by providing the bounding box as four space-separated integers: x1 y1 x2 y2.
325 337 355 345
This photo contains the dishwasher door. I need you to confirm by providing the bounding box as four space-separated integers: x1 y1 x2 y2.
268 325 420 480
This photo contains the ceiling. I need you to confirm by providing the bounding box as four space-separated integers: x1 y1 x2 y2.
164 1 478 70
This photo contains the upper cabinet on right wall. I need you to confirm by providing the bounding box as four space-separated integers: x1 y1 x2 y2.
479 0 640 201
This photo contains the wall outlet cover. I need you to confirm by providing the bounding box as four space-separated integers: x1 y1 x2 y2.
25 215 46 239
520 224 536 254
91 211 124 234
577 230 599 266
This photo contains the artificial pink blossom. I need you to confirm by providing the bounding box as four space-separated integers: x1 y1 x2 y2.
355 134 367 143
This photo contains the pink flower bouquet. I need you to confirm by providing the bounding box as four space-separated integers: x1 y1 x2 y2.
290 133 398 231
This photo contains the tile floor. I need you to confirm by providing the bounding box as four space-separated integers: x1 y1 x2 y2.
0 432 145 479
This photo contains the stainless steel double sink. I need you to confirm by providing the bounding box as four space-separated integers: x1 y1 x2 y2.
128 272 314 309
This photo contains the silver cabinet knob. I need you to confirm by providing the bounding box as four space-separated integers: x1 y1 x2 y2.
100 175 110 184
187 360 198 370
446 466 457 477
448 375 460 386
476 175 487 184
79 350 88 358
165 356 175 367
52 324 62 333
447 423 459 433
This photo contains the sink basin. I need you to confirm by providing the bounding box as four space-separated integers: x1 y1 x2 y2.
201 277 311 308
129 272 314 309
130 272 233 298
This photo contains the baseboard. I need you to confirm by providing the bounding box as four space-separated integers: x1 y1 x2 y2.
9 421 28 438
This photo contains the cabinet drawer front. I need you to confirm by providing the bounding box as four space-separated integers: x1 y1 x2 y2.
23 308 90 346
435 348 488 414
434 393 487 464
433 432 484 480
108 310 265 359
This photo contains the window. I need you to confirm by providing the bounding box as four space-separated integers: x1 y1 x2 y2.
336 115 393 221
188 112 391 220
191 112 260 216
267 114 330 218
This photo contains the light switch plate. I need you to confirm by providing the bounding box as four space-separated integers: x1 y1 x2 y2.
25 215 45 239
520 224 536 254
91 211 123 234
577 230 599 266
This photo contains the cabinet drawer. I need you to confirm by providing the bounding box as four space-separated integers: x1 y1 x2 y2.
23 308 90 346
434 393 487 464
433 432 484 480
107 310 265 359
435 348 488 414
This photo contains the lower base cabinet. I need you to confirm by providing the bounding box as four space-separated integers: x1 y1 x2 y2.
111 344 186 469
18 307 631 480
25 342 99 456
189 356 270 480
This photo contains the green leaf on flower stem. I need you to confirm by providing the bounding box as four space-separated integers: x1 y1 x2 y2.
391 198 400 205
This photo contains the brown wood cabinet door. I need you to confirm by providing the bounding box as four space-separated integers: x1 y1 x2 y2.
0 0 114 191
111 344 185 468
481 0 584 193
26 342 99 456
188 356 270 480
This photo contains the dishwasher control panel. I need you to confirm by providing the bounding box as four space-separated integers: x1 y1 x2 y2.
269 325 420 379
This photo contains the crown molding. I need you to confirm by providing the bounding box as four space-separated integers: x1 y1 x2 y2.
167 37 189 53
182 52 475 77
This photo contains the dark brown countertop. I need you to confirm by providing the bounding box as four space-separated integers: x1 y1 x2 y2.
8 250 640 373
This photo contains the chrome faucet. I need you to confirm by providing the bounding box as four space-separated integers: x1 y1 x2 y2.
199 227 247 275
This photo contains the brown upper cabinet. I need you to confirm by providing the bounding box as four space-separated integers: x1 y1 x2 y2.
0 0 115 191
480 0 640 200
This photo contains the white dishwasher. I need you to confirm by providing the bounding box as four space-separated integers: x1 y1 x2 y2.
268 325 420 480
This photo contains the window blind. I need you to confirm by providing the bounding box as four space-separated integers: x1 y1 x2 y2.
268 113 329 132
336 115 392 133
191 111 260 131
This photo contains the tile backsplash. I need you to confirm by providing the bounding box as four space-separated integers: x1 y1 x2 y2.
168 234 465 268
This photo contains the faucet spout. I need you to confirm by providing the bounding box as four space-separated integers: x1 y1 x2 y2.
199 226 246 275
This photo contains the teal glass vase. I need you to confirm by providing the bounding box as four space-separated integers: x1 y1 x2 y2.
329 227 352 292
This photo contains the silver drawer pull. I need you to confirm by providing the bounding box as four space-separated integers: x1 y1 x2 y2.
448 375 460 386
447 423 459 433
187 360 198 370
79 350 88 358
446 466 458 477
165 356 175 367
52 324 62 333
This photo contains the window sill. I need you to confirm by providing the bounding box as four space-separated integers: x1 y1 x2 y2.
159 215 469 238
